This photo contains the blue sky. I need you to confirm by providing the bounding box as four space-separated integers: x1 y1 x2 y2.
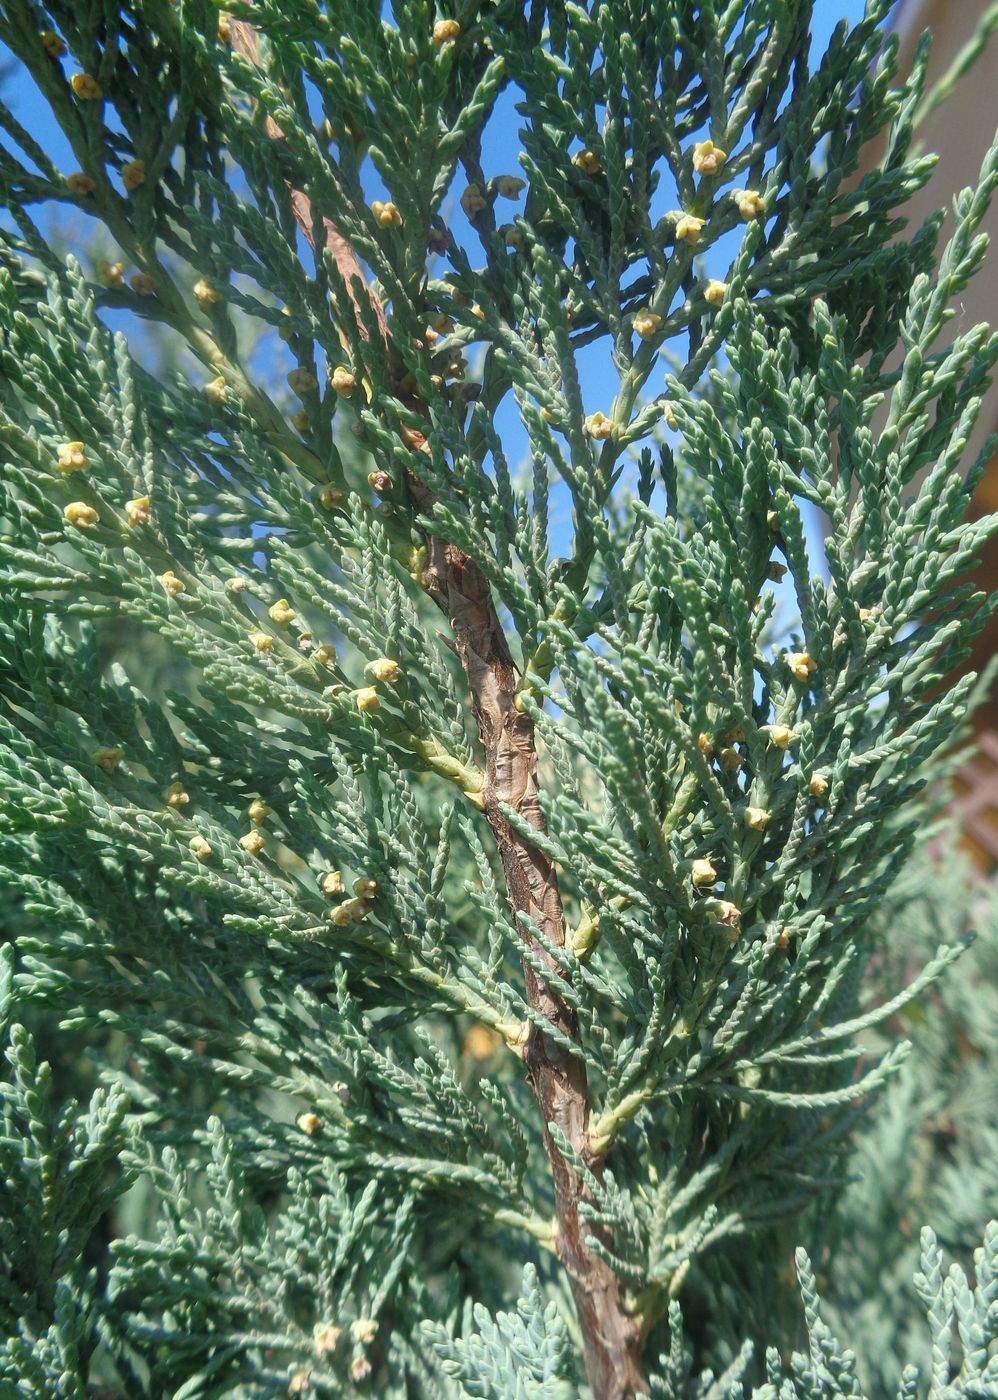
0 0 878 396
0 1 881 585
1 2 876 184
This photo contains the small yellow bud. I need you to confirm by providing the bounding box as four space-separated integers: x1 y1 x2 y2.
226 575 248 593
745 806 770 830
501 223 525 251
64 501 98 528
98 260 126 287
315 643 337 666
366 657 399 683
268 597 295 626
496 175 525 198
66 172 96 196
70 72 102 100
93 747 124 774
291 411 310 431
278 306 294 341
734 188 765 220
585 411 614 441
858 607 873 623
130 272 157 296
205 376 227 405
767 509 780 530
675 214 705 244
351 1319 378 1345
248 799 270 824
355 686 380 712
787 651 816 682
719 746 743 773
121 159 145 191
809 773 829 799
709 898 741 928
193 276 221 305
432 18 461 45
165 782 189 808
157 570 184 595
189 835 213 862
125 496 150 526
471 302 486 319
250 632 274 653
663 402 678 430
298 632 313 651
313 1322 342 1354
329 903 353 926
633 310 661 340
692 857 717 887
368 470 393 494
319 483 344 508
288 1371 312 1394
766 724 795 750
287 367 318 395
371 199 402 227
460 183 488 217
41 30 65 58
321 870 345 897
57 441 88 473
704 279 728 306
217 12 232 41
573 149 601 175
240 829 266 855
350 1357 373 1382
697 732 714 758
297 1111 321 1135
766 561 788 583
353 877 378 898
330 365 355 397
692 139 726 175
464 1024 501 1060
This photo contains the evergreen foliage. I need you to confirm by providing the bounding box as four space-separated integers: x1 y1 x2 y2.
0 0 997 1394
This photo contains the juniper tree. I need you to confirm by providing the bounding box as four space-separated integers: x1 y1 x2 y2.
1 0 998 1395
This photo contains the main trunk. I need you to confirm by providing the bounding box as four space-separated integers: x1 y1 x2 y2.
233 22 648 1378
414 525 648 1399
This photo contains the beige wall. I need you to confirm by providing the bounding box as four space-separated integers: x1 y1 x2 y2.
855 2 998 756
886 0 998 475
886 4 998 850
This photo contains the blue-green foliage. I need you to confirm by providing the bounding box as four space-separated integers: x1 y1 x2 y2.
0 0 997 1393
648 1225 998 1400
0 945 134 1392
422 1264 576 1399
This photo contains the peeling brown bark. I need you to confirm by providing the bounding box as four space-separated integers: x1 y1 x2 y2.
405 492 648 1399
230 21 647 1393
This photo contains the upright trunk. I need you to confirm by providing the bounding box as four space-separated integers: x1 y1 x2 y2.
411 518 648 1399
233 22 648 1387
